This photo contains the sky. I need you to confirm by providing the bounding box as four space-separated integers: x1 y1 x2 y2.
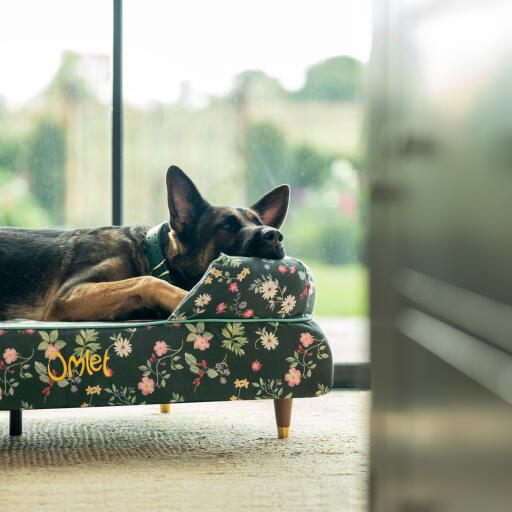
0 0 372 106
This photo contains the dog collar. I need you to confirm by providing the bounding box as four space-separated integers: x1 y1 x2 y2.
144 222 173 284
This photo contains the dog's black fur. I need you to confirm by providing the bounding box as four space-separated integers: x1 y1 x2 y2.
0 166 289 322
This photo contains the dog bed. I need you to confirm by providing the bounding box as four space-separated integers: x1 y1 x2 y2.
0 254 333 436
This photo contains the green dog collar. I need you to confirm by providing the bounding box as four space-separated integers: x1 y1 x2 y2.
144 222 172 284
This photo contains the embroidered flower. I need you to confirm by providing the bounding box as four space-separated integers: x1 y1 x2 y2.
204 276 213 284
228 282 238 293
239 301 247 309
259 279 278 300
154 341 168 356
0 387 2 400
70 385 78 393
300 332 314 347
194 293 211 307
113 335 132 358
259 329 279 350
234 378 249 389
251 360 261 372
216 302 226 314
138 376 155 396
44 344 60 360
210 268 223 278
220 377 227 384
243 309 254 318
0 330 5 335
86 385 101 396
285 368 301 387
278 265 287 274
278 294 296 315
237 267 251 281
3 348 17 364
194 334 210 351
290 264 296 274
24 329 35 334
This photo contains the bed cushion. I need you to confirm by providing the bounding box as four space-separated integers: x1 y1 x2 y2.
0 254 333 410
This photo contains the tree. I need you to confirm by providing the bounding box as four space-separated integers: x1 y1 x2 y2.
292 56 363 102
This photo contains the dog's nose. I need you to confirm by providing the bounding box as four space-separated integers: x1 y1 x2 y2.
261 227 283 245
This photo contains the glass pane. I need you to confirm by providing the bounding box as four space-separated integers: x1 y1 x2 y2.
0 1 112 228
124 0 371 363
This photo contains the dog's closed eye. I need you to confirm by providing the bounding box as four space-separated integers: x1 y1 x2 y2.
219 216 241 233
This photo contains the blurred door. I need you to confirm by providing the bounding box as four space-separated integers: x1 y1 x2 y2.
369 1 512 511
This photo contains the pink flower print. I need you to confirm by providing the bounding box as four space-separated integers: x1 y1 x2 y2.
3 348 17 364
228 282 238 293
194 334 210 351
278 265 287 274
300 332 314 347
243 309 254 318
154 341 167 357
25 329 35 334
0 330 5 335
216 302 226 314
45 344 60 360
285 368 301 387
251 360 261 372
0 387 2 400
172 323 182 327
290 265 296 274
138 376 155 396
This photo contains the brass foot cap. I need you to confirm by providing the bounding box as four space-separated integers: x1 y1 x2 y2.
277 427 290 439
160 404 171 414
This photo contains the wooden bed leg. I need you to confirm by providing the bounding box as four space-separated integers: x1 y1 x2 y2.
160 404 171 414
273 398 292 439
10 409 22 436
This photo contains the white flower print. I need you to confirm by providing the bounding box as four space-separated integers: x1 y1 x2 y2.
278 294 296 315
259 279 278 300
259 329 279 350
194 293 211 308
113 334 132 358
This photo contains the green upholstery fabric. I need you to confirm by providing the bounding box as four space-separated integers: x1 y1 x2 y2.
0 254 333 410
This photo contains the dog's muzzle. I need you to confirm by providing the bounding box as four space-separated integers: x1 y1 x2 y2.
253 227 285 259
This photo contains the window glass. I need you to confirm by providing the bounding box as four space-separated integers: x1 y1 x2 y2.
0 1 112 228
123 0 371 362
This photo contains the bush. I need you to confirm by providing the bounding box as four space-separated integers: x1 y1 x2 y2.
0 168 51 227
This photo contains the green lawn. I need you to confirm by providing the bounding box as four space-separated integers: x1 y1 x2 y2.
307 262 368 317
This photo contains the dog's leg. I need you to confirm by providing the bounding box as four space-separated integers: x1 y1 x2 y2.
46 276 187 321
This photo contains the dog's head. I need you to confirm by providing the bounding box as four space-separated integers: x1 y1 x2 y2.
165 165 290 284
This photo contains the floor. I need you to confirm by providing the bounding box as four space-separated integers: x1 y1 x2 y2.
0 390 369 512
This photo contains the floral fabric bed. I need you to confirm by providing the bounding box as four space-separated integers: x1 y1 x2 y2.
0 254 333 410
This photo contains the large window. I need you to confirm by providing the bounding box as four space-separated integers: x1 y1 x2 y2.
0 1 112 228
123 1 371 369
0 1 370 374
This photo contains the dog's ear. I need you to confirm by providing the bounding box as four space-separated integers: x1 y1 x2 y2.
166 166 208 235
250 184 290 229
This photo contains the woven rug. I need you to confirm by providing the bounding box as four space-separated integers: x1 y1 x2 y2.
0 391 369 512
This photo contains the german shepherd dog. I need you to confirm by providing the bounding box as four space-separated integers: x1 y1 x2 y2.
0 166 289 322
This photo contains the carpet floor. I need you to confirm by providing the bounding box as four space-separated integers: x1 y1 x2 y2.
0 390 369 512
